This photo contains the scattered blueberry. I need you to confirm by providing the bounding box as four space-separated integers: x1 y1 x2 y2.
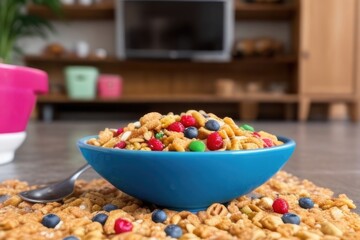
281 213 301 225
41 213 61 228
92 213 108 225
103 203 118 212
184 127 198 139
299 197 314 209
63 236 79 240
0 195 10 203
151 209 167 223
205 119 220 131
164 224 183 238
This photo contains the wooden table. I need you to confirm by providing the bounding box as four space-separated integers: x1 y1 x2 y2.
1 121 359 213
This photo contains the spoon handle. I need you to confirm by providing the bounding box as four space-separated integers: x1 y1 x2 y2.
69 164 91 181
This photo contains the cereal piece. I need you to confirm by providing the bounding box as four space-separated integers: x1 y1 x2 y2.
242 142 259 150
191 111 206 127
87 138 101 146
139 112 162 125
102 137 120 148
321 222 343 237
197 127 213 140
98 128 114 145
259 215 283 231
206 203 228 217
142 120 161 131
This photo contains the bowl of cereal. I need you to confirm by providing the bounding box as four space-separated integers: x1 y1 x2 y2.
77 110 296 211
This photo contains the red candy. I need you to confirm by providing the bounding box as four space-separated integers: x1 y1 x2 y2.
263 138 274 148
116 128 124 136
114 218 133 234
167 122 185 132
115 141 126 149
252 132 261 138
180 115 196 127
206 132 223 151
272 198 289 214
147 138 164 151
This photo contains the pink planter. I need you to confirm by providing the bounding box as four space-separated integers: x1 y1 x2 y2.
0 64 48 133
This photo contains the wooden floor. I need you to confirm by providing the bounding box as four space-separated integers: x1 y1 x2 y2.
1 120 359 213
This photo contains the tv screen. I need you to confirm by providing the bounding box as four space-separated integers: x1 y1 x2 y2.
116 0 234 61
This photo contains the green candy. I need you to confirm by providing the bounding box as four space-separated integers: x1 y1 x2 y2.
155 132 164 139
189 140 206 152
240 124 254 132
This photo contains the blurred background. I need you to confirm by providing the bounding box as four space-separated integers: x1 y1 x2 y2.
1 0 359 122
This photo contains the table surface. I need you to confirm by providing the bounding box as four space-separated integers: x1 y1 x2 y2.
1 121 359 213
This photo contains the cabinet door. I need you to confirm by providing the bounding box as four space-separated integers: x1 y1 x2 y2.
300 0 356 94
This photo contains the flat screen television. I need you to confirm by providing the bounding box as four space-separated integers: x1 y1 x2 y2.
116 0 234 61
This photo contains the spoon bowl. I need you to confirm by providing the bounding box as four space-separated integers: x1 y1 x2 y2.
19 164 91 203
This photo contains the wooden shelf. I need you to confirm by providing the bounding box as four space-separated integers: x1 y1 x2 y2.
37 93 298 104
27 3 114 20
25 55 297 67
235 2 297 20
28 2 296 21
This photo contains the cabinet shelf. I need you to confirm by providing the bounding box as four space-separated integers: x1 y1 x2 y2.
38 93 299 104
27 3 114 20
235 2 297 20
28 2 296 21
24 55 297 67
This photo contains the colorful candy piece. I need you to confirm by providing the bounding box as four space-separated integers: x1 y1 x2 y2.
180 115 196 127
114 218 133 234
206 132 223 151
148 138 164 151
241 124 254 132
272 198 289 214
205 119 220 131
167 122 185 132
189 140 206 152
114 141 126 149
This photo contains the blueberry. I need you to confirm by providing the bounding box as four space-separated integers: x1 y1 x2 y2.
63 236 79 240
92 213 108 225
151 209 167 223
281 213 301 225
184 127 198 139
298 197 314 209
205 119 220 131
164 224 182 238
103 203 118 212
41 213 61 228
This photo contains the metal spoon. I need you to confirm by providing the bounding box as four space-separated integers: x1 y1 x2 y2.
19 164 91 203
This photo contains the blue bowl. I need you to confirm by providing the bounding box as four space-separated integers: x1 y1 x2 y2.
77 136 295 211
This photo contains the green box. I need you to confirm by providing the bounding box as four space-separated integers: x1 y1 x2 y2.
65 66 99 99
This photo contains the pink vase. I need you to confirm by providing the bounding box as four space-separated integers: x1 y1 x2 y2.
0 63 48 164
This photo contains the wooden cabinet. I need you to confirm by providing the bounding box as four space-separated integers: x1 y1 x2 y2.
299 0 359 120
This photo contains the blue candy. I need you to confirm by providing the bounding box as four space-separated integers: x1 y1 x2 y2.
151 209 167 223
299 197 314 209
92 213 108 225
281 213 301 225
103 203 118 212
205 119 220 131
165 224 183 238
41 214 61 228
184 127 198 139
63 236 79 240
